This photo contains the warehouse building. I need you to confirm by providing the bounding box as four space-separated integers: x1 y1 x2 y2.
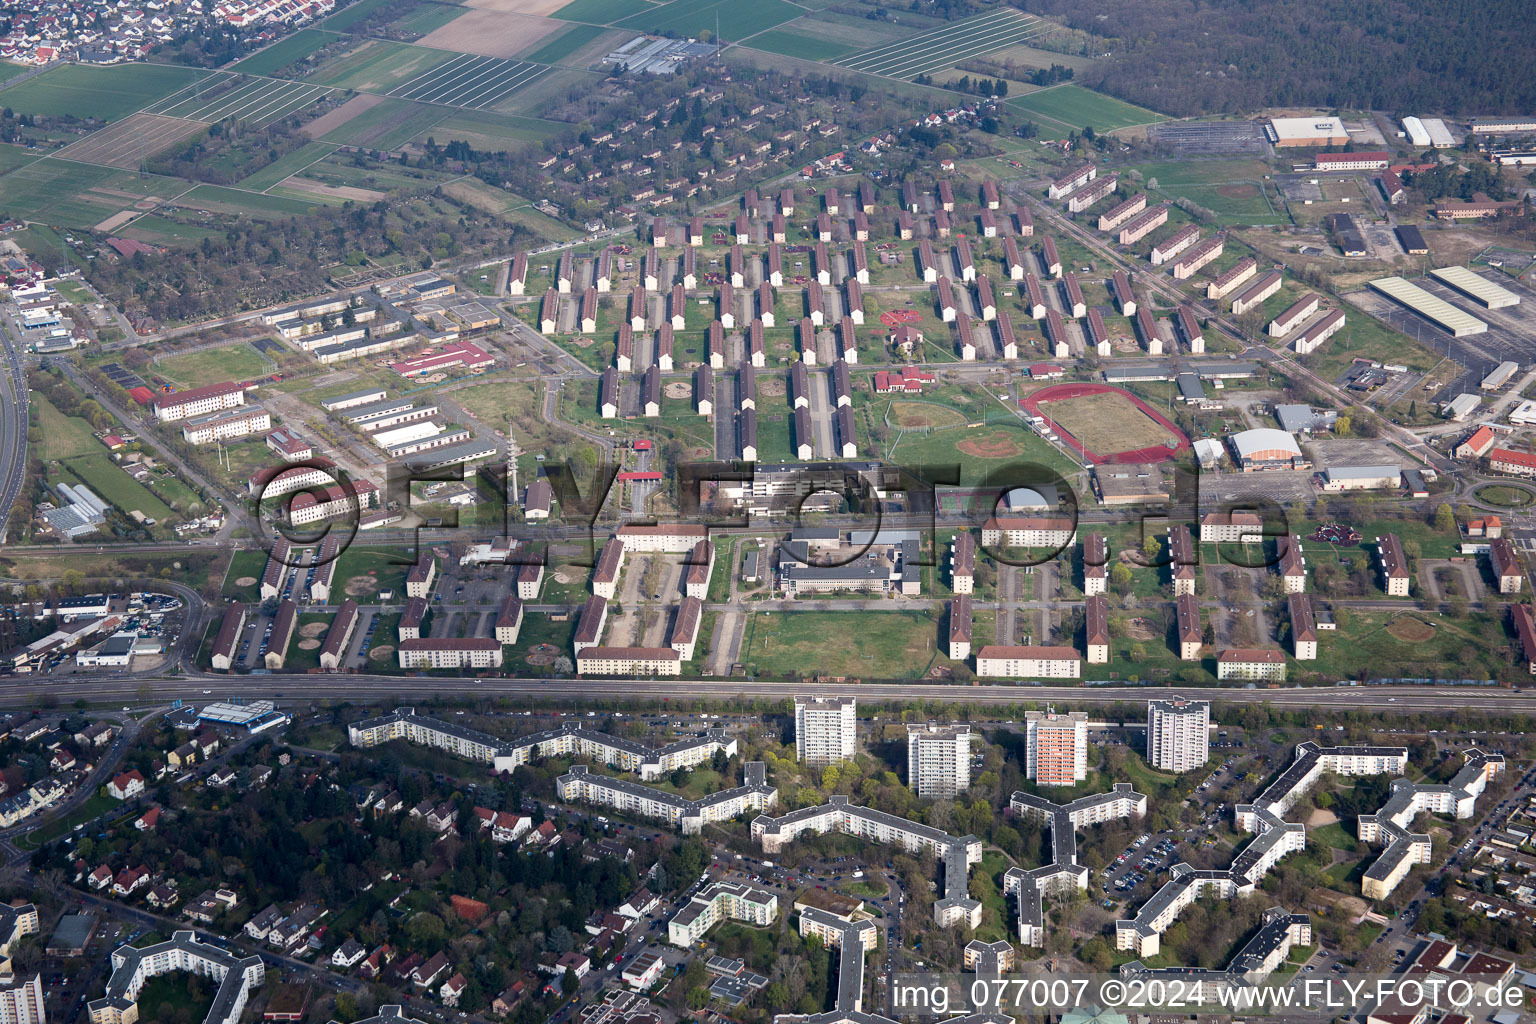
1481 360 1520 390
1320 465 1402 492
1265 116 1348 147
1369 277 1488 336
1430 266 1521 309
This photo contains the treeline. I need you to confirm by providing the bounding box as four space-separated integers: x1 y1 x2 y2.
1405 163 1512 202
147 115 313 186
81 198 537 323
1014 0 1536 117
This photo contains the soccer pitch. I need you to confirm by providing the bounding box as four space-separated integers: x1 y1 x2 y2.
833 8 1040 80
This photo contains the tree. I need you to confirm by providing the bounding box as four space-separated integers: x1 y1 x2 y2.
1110 563 1133 593
1434 503 1456 532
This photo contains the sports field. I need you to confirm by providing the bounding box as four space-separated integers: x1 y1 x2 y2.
614 0 799 39
833 8 1039 80
1007 83 1165 132
147 74 332 126
54 113 205 169
1021 382 1188 464
388 53 554 109
156 344 270 386
231 28 341 75
0 63 205 120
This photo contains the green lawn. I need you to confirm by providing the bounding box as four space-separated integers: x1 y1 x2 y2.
155 344 270 387
131 973 213 1024
553 0 655 23
1304 309 1438 382
231 28 342 75
1008 84 1165 133
1310 821 1361 853
35 392 102 460
0 63 206 120
14 792 119 850
882 418 1081 482
1304 609 1510 683
52 279 95 305
740 609 941 680
62 453 176 523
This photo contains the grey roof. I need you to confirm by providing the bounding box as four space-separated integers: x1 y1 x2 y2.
92 930 262 1024
1274 404 1338 433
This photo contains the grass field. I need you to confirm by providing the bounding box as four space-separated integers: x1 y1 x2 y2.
615 0 799 40
235 140 338 190
0 143 39 175
0 60 24 85
833 8 1039 80
62 453 176 523
521 23 611 63
1009 83 1165 132
388 53 553 109
156 344 270 387
1132 159 1272 189
553 0 653 21
0 63 206 120
740 609 940 679
231 28 342 75
1040 391 1176 455
884 420 1080 480
120 216 231 244
35 392 102 461
743 28 856 62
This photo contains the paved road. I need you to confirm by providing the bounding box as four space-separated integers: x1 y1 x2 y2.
1 674 1531 713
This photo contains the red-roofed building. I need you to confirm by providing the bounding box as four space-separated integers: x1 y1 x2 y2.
108 769 146 800
106 237 160 258
1314 151 1391 170
388 340 494 377
1455 425 1496 459
873 366 936 394
1488 447 1536 476
1029 364 1065 379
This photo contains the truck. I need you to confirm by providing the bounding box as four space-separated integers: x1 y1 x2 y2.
760 860 774 869
851 871 864 879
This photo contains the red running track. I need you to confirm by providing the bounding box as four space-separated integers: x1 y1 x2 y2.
1019 381 1190 465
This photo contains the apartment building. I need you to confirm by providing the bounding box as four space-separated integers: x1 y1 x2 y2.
668 882 778 947
152 381 244 423
980 516 1076 548
1024 710 1088 786
951 531 975 594
1085 595 1109 664
1377 534 1412 596
1216 648 1286 682
88 931 264 1024
1147 699 1209 772
794 695 857 768
575 646 683 676
1175 593 1202 660
396 638 503 670
1289 593 1317 660
906 723 974 799
557 762 776 835
182 406 271 445
976 645 1083 679
1082 533 1107 595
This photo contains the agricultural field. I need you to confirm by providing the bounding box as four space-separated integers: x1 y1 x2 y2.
0 144 37 175
146 73 332 126
235 141 339 190
60 453 176 524
553 0 653 22
521 23 615 64
417 10 567 59
426 110 559 151
0 158 116 224
53 114 205 170
0 63 206 120
314 39 450 92
388 1 468 37
1008 83 1165 132
231 28 343 75
833 8 1040 80
179 184 324 218
388 53 554 109
119 216 232 244
614 0 800 40
155 344 271 387
742 28 856 63
311 97 448 148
